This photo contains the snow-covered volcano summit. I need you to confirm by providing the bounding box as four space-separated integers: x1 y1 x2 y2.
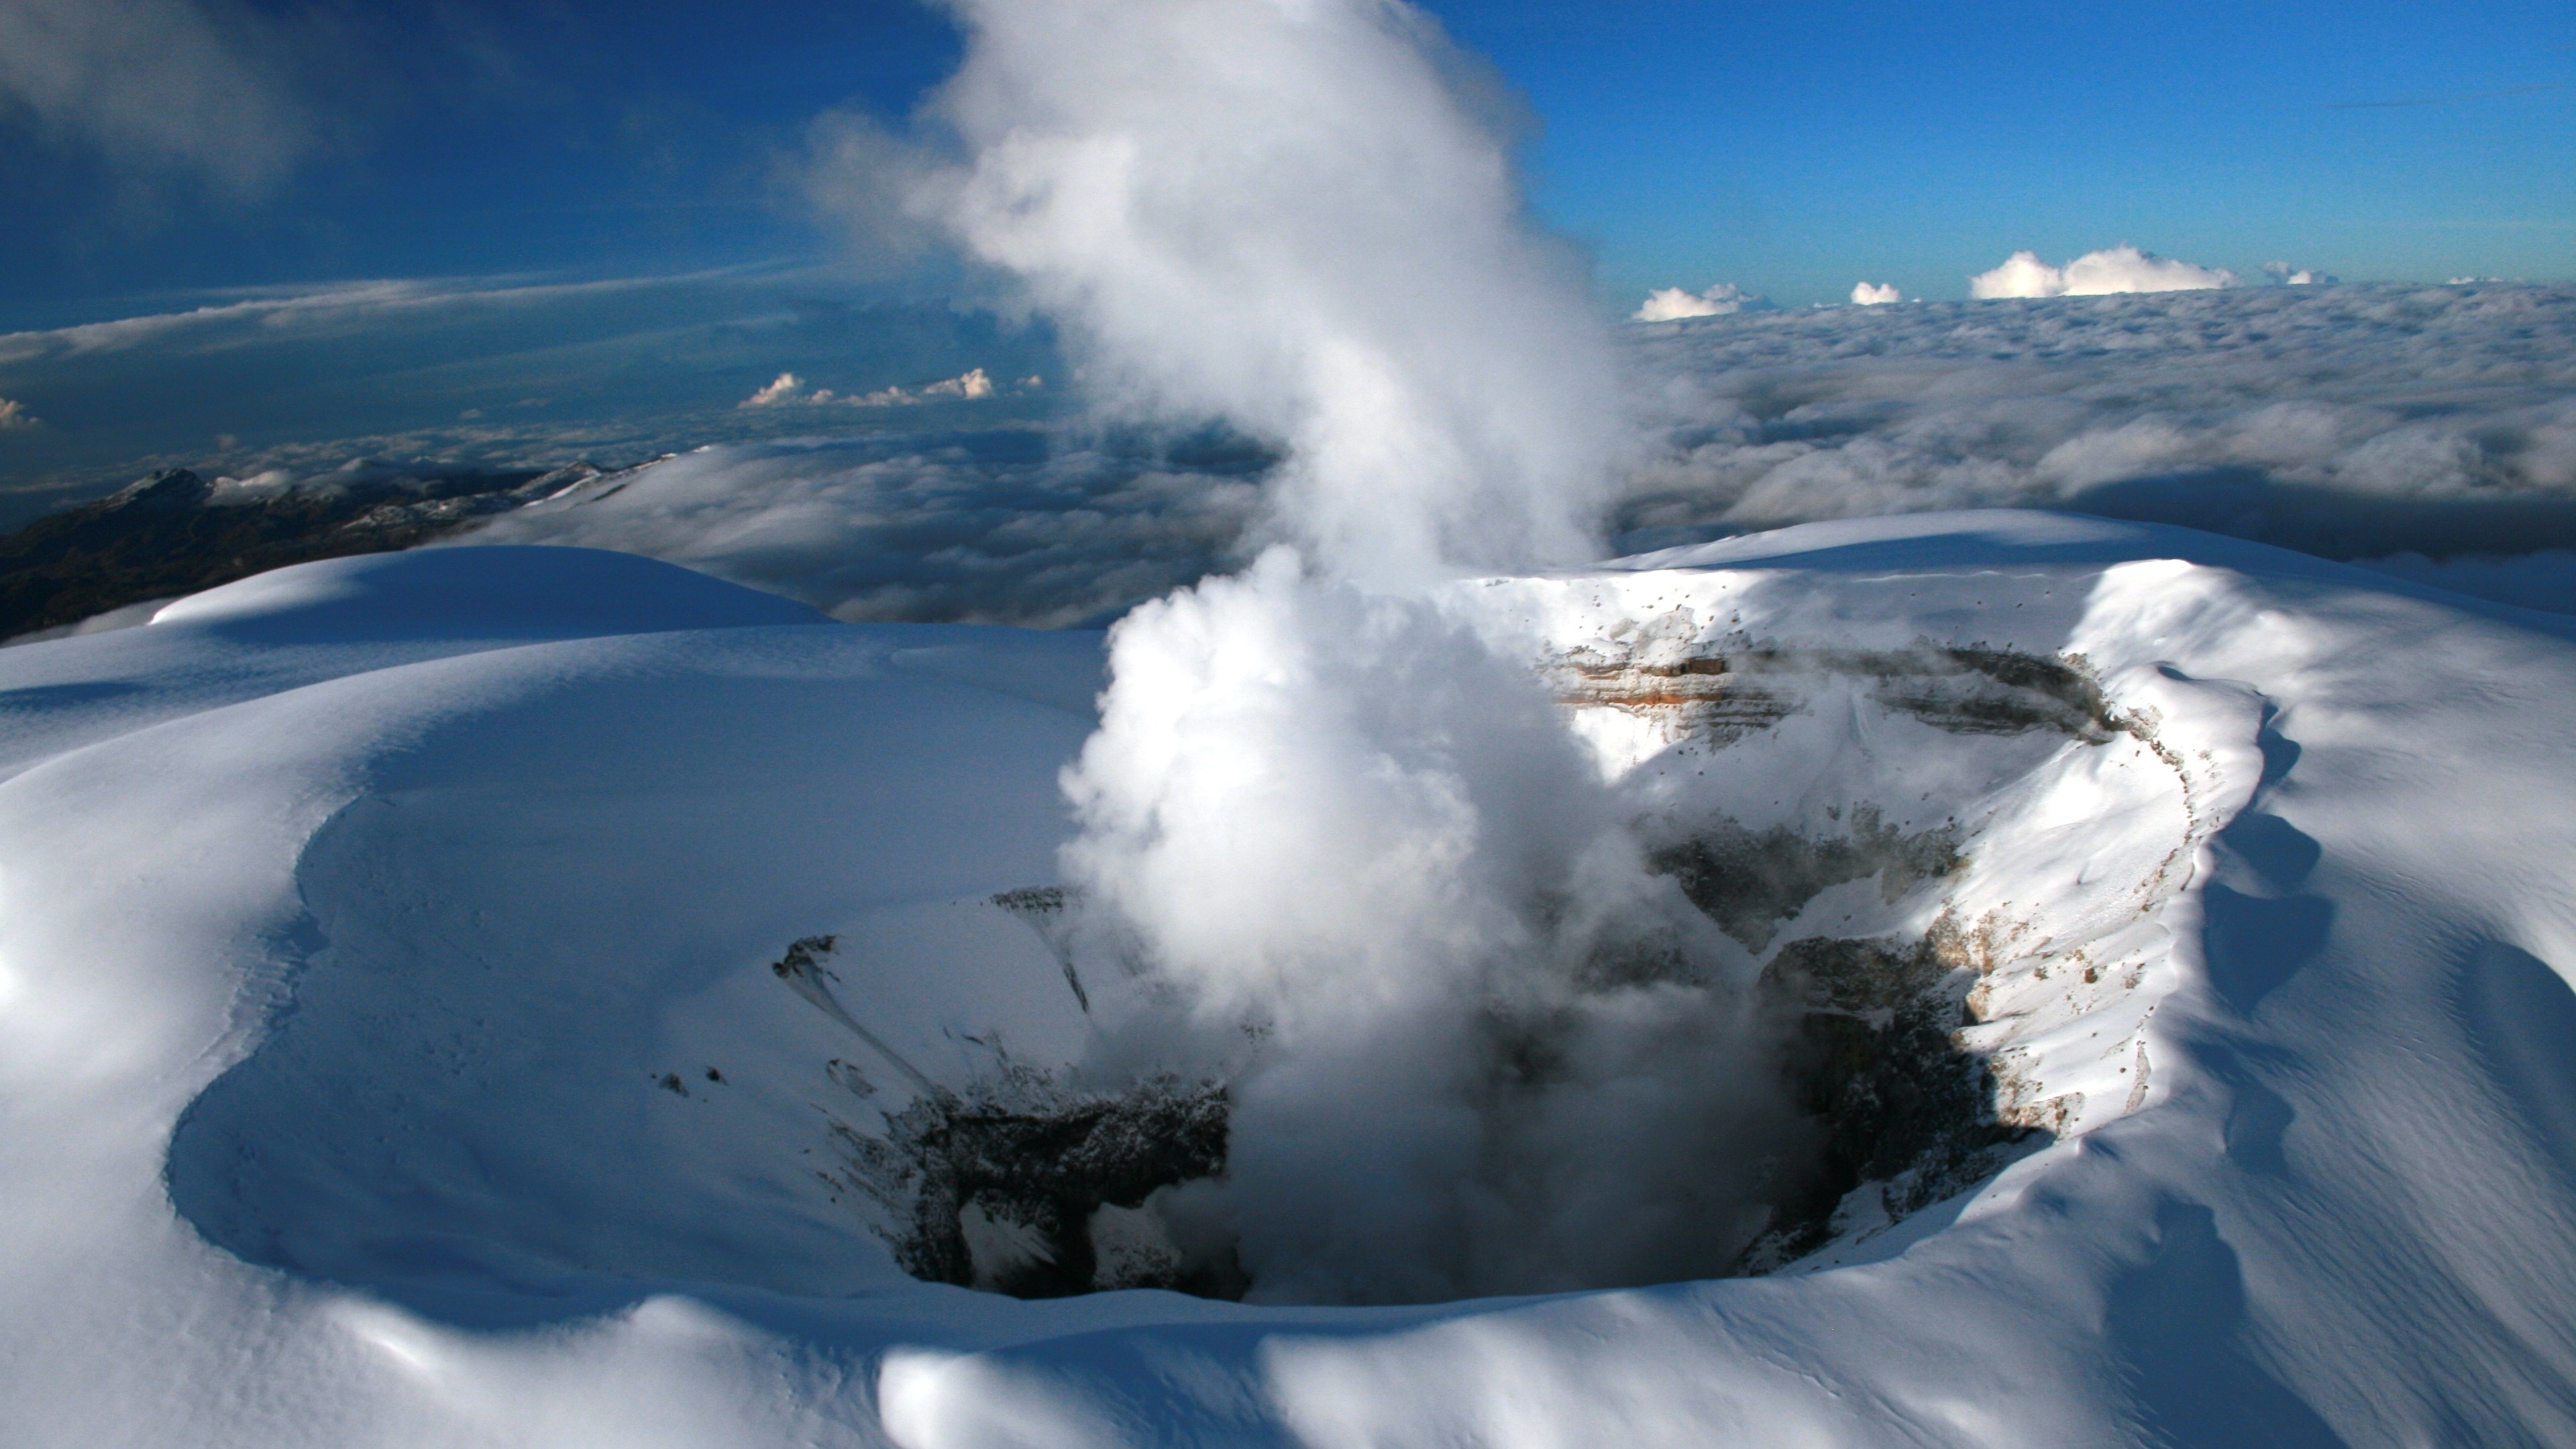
3 518 2573 1446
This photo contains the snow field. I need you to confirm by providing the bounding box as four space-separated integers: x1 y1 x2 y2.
2 520 2574 1443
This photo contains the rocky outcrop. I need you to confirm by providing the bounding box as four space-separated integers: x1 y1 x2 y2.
0 464 601 640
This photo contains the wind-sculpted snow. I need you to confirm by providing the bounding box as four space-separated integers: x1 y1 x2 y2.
6 520 2576 1444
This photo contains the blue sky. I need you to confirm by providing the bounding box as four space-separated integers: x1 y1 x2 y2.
2 0 2567 323
0 0 2568 506
1463 0 2575 303
0 0 959 326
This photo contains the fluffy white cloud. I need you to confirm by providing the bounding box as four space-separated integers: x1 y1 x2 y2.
0 397 33 430
2264 261 2337 286
1966 250 2062 299
740 372 812 407
906 366 997 402
1850 281 1902 306
1634 282 1768 321
739 366 1009 410
1969 245 2239 299
0 0 315 195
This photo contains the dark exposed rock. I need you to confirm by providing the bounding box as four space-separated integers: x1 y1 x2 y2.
769 934 841 987
1557 637 2116 744
993 886 1089 1011
769 929 1234 1300
849 1076 1234 1299
1738 932 2035 1270
1648 809 1962 952
1865 645 2116 739
0 463 599 641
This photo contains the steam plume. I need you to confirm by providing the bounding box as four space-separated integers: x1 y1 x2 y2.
914 0 1789 1302
924 0 1621 588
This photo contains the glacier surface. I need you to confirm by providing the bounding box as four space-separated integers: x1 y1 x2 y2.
3 519 2575 1444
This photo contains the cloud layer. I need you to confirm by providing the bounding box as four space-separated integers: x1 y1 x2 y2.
0 268 1064 526
467 430 1265 629
1621 283 2576 602
23 278 2576 621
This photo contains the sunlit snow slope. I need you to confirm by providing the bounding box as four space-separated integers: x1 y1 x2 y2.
3 521 2574 1446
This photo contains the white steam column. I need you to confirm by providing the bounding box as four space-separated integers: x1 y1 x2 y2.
908 0 1794 1304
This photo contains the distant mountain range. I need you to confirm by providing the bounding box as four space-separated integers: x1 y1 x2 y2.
0 463 602 640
